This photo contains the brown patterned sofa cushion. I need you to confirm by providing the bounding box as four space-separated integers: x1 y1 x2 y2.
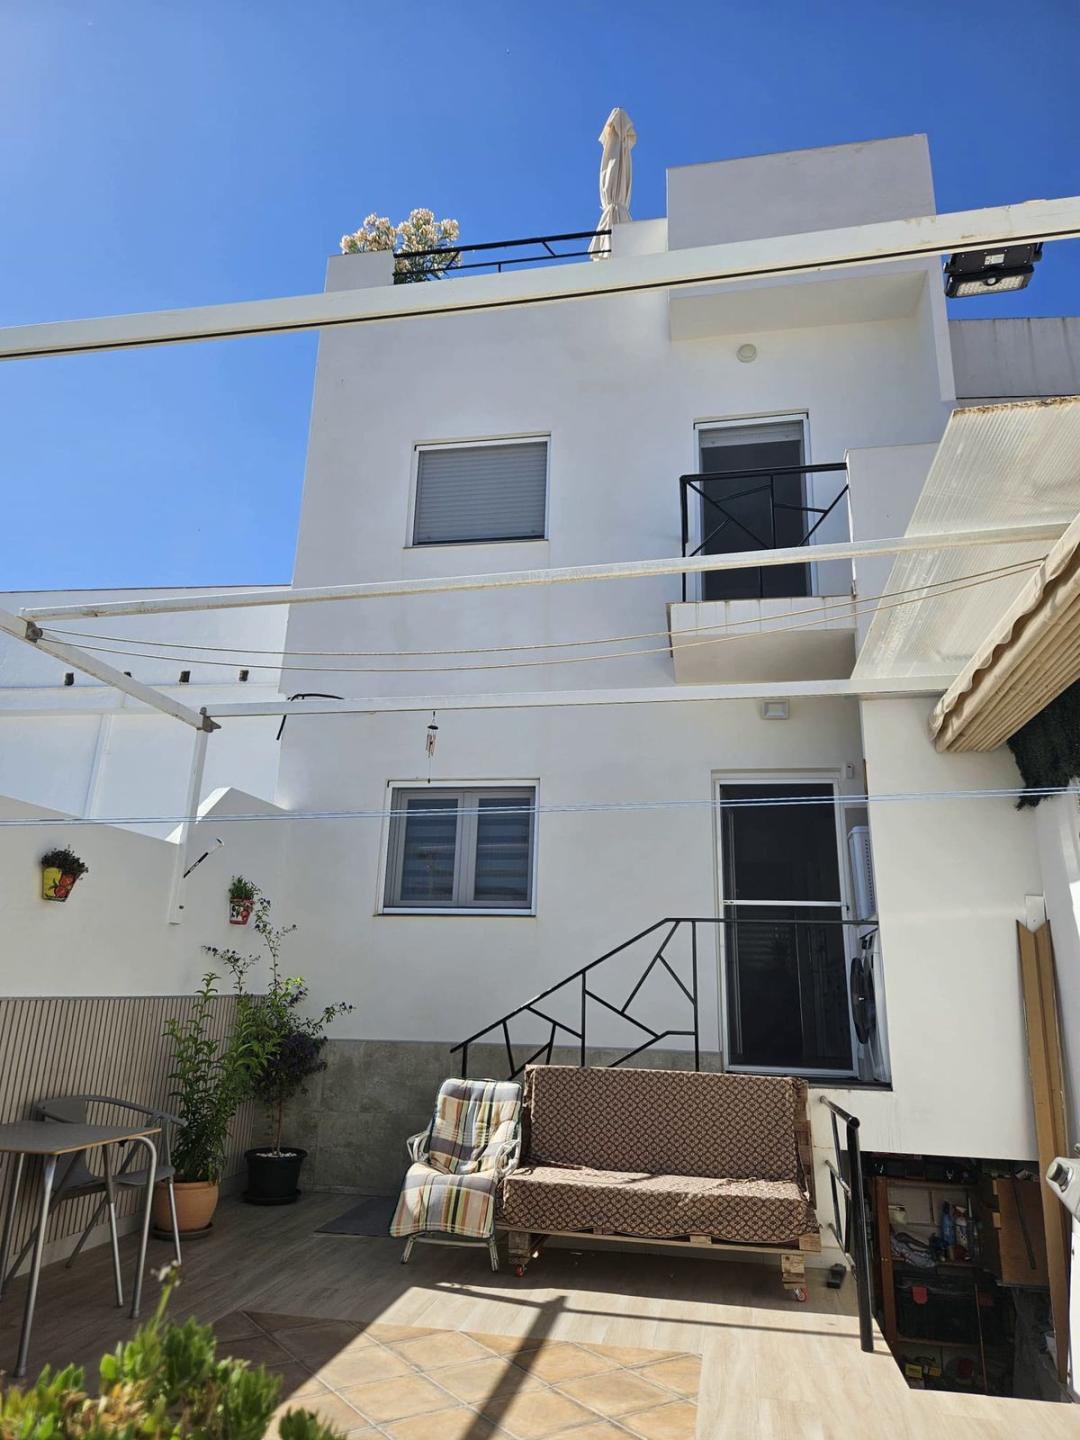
500 1165 815 1246
523 1065 807 1182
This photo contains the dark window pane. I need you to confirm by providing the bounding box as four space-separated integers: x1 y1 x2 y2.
724 907 852 1071
721 784 840 903
473 796 531 906
700 436 809 600
398 796 458 904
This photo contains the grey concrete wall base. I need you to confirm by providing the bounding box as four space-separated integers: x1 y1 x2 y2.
271 1040 721 1195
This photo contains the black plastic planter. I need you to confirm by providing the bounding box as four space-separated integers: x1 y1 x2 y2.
243 1147 307 1205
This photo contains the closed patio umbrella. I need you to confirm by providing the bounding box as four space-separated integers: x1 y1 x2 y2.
589 107 636 258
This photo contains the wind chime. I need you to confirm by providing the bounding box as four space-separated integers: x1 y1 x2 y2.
425 710 438 781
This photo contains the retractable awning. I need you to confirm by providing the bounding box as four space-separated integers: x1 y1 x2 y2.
854 396 1080 689
930 509 1080 751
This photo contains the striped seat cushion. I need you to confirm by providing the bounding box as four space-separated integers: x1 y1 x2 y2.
390 1164 499 1240
427 1077 521 1176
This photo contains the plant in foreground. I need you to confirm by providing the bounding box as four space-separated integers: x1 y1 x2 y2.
0 1268 345 1440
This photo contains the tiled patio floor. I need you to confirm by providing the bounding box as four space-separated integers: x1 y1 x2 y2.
220 1310 700 1440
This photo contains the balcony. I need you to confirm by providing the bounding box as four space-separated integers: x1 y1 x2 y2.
670 462 857 683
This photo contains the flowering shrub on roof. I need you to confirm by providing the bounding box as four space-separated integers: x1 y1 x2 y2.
339 208 461 283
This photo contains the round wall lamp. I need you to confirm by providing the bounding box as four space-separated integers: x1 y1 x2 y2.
736 343 758 363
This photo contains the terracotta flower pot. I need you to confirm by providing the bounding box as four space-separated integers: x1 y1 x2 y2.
152 1179 219 1235
228 898 254 925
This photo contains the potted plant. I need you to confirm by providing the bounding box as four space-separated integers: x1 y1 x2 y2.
156 972 268 1235
40 847 88 901
228 875 257 926
339 207 461 283
208 895 352 1206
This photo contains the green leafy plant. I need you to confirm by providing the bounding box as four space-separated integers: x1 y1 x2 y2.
228 875 258 903
207 896 353 1155
164 974 272 1183
0 1269 345 1440
339 208 461 283
40 847 89 879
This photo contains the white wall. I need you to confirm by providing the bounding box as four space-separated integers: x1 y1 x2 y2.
1035 793 1080 1141
0 788 286 997
275 698 866 1047
841 697 1040 1160
0 588 286 835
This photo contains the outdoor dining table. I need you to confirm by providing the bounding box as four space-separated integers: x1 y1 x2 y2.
0 1120 159 1378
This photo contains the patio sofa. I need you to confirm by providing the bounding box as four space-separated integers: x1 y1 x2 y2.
498 1064 820 1295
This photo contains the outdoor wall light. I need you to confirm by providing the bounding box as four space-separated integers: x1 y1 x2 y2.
760 699 789 720
943 243 1043 298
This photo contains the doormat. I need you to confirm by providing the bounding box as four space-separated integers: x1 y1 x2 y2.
317 1194 397 1236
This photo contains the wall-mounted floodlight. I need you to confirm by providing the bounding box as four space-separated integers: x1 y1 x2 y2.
944 243 1043 298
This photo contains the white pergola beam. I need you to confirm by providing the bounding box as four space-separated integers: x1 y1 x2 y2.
206 672 953 721
0 606 216 730
1 197 1078 361
22 522 1069 622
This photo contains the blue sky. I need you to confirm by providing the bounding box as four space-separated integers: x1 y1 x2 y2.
1 0 1077 590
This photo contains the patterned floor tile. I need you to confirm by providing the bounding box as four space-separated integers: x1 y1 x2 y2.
388 1330 492 1369
634 1356 701 1398
479 1387 597 1439
555 1368 670 1418
345 1373 456 1424
383 1407 501 1440
320 1343 412 1388
431 1355 546 1404
511 1342 617 1383
620 1400 699 1440
275 1320 375 1368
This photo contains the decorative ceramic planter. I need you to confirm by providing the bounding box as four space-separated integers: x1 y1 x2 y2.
243 1147 307 1206
152 1179 220 1235
41 867 80 902
228 898 254 925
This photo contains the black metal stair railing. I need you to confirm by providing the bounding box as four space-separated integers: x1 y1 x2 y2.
820 1095 875 1352
678 462 849 603
396 229 611 279
451 918 701 1083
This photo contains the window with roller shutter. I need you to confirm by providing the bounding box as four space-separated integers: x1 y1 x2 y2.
412 438 548 545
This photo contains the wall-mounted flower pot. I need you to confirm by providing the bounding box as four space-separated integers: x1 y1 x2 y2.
229 898 254 925
243 1147 307 1205
41 867 80 902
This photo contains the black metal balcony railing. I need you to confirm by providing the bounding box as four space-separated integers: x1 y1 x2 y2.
395 229 611 280
678 463 849 603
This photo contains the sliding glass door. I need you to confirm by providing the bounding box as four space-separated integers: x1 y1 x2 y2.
718 780 854 1075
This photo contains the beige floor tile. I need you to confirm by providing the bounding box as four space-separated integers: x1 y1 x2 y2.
389 1330 493 1370
270 1363 327 1400
276 1321 374 1368
513 1342 617 1383
364 1322 439 1343
322 1344 412 1387
480 1386 597 1438
635 1356 701 1399
346 1373 457 1424
621 1401 699 1440
558 1424 635 1440
582 1344 683 1369
213 1311 260 1342
275 1392 373 1437
220 1334 296 1367
432 1355 546 1404
249 1312 324 1333
556 1369 670 1418
384 1406 501 1440
468 1330 547 1356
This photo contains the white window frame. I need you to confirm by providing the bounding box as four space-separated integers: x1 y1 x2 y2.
379 780 539 915
687 412 812 602
406 434 551 548
710 767 859 1080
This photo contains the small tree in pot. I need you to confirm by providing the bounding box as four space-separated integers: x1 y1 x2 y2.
207 894 352 1206
160 972 269 1234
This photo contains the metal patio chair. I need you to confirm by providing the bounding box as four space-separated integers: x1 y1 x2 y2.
3 1094 183 1304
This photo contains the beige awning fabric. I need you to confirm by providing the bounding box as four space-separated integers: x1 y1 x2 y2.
589 107 636 258
930 509 1080 751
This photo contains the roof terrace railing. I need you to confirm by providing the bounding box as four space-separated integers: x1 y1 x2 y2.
395 229 611 280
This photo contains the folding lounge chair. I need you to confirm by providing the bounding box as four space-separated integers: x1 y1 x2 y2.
390 1077 521 1271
